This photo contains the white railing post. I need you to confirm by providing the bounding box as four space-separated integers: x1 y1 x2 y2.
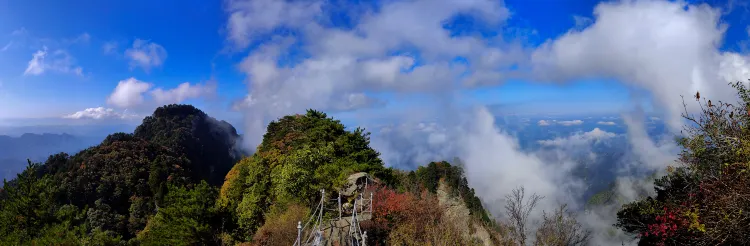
296 221 302 246
338 193 342 220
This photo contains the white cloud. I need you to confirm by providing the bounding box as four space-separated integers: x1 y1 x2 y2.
222 0 750 239
530 0 750 132
106 77 216 109
63 107 138 120
458 107 585 222
106 77 153 108
538 128 617 147
621 110 679 171
150 81 216 105
597 121 616 125
23 47 84 76
557 120 583 126
225 0 324 49
125 39 167 72
227 0 517 150
1 42 12 52
537 120 552 126
23 49 46 75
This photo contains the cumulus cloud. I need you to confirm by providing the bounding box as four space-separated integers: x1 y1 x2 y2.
106 78 153 108
621 110 679 171
227 0 520 150
225 0 323 49
63 107 138 120
369 121 456 170
150 81 217 105
530 0 750 132
125 39 167 72
537 120 552 126
597 121 616 125
23 47 84 76
223 0 750 242
538 128 616 147
106 77 216 110
458 107 586 221
558 120 583 126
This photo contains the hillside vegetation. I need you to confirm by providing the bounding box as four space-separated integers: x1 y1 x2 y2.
3 83 749 245
0 106 511 245
615 82 750 245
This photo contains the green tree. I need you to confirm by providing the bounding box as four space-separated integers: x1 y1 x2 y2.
138 181 219 245
0 162 60 243
616 82 750 245
134 104 243 186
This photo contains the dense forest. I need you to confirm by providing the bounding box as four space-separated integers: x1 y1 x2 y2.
2 83 750 245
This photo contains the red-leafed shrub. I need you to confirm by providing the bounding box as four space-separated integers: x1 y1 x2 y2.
363 185 454 245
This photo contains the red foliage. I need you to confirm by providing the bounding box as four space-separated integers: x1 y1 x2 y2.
370 186 412 232
641 206 689 246
365 185 442 243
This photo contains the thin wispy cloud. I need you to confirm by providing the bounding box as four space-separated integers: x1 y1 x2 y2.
10 27 27 36
23 47 84 76
125 39 167 72
0 42 12 52
103 41 118 54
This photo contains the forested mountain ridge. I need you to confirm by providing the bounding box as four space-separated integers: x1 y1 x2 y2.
0 105 243 244
133 104 245 185
0 105 503 245
4 83 749 245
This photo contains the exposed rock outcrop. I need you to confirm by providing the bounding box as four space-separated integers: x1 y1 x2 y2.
437 181 494 246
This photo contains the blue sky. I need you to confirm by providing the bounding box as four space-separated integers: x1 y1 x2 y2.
0 0 749 133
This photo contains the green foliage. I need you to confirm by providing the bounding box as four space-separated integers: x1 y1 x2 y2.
404 161 493 225
134 104 243 186
138 181 219 246
235 158 271 239
0 163 60 243
60 136 191 239
0 105 237 244
219 109 395 240
616 81 750 245
0 106 503 246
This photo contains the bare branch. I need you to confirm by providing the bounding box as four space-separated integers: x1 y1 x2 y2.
505 186 544 245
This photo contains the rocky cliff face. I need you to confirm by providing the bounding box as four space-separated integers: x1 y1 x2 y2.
437 181 495 246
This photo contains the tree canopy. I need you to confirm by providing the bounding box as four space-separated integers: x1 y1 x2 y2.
616 82 750 245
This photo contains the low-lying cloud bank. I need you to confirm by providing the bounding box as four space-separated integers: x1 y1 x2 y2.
225 0 748 244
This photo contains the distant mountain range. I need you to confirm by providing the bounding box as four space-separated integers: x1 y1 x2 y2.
0 133 103 181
